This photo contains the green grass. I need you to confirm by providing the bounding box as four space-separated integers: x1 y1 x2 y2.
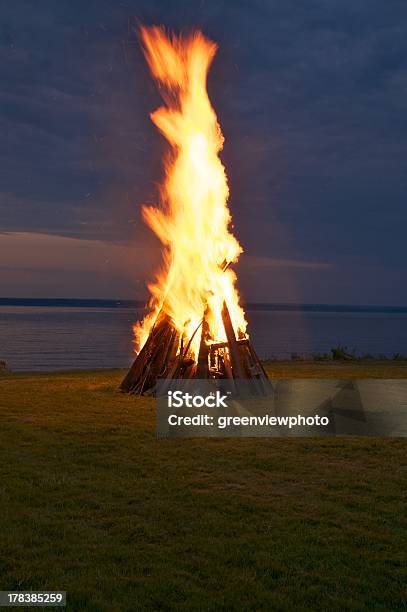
0 367 406 611
265 359 407 379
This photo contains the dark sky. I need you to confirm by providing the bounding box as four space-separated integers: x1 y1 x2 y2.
1 0 406 304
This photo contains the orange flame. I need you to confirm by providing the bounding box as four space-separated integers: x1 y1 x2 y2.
135 26 247 356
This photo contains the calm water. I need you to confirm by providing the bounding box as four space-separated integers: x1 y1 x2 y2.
1 305 406 372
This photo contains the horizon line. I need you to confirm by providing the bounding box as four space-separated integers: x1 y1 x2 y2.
1 297 406 313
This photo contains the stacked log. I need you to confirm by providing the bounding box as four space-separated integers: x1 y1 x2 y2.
121 301 270 396
120 311 179 394
0 360 9 374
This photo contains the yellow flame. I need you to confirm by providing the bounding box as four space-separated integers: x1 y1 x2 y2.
134 26 247 356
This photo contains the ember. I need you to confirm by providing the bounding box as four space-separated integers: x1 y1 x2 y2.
121 26 269 395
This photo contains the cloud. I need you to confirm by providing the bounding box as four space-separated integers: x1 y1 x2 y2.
241 254 331 270
0 0 406 302
0 231 159 298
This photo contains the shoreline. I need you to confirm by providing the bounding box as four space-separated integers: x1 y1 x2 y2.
2 360 407 378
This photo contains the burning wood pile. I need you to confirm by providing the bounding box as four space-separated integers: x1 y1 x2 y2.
121 26 270 396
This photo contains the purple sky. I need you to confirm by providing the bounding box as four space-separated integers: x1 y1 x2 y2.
1 1 406 304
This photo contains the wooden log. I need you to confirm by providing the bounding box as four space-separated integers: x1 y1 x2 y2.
121 298 270 395
120 310 178 394
237 340 271 396
210 339 250 350
196 308 210 378
221 301 246 379
246 342 269 380
182 359 196 379
142 326 180 393
222 347 234 380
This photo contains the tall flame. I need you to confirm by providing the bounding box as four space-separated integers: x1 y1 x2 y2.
135 26 247 356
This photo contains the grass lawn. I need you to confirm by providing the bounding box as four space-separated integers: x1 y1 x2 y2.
265 359 407 378
0 366 406 610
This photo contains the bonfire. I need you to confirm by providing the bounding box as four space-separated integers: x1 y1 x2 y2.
121 26 269 395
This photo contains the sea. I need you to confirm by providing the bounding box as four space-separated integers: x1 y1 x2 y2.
0 299 406 372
